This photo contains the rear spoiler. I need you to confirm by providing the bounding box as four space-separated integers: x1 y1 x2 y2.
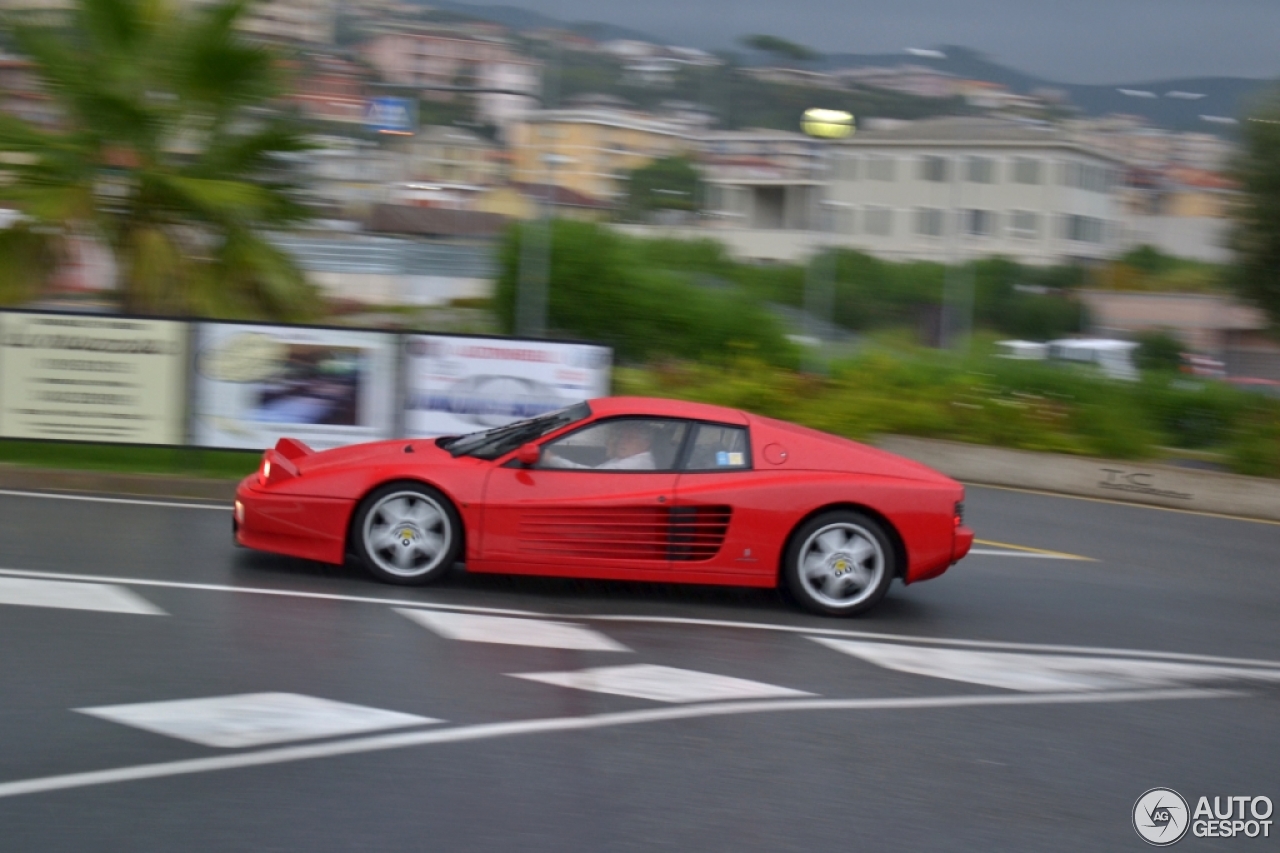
273 438 315 462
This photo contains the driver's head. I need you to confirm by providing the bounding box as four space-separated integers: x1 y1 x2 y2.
607 421 651 458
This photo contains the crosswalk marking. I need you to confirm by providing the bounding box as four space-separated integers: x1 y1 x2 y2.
396 609 631 652
810 638 1280 692
511 664 813 704
0 576 164 615
77 693 441 749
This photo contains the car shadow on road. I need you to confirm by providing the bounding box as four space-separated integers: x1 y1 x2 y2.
229 551 939 626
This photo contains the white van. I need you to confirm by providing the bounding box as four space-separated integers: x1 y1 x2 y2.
1046 338 1140 381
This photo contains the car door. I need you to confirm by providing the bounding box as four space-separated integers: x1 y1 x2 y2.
672 421 777 580
478 418 689 578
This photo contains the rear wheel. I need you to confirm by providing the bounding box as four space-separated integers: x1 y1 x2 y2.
783 511 895 616
353 483 461 585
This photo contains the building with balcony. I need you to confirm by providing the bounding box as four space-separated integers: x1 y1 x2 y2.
508 108 694 203
820 117 1126 265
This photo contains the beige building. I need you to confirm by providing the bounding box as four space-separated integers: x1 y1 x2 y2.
508 108 694 203
1081 291 1266 355
700 117 1126 265
409 126 501 187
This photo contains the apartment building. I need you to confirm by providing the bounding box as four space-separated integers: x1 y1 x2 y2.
360 30 540 128
508 108 694 203
823 118 1125 264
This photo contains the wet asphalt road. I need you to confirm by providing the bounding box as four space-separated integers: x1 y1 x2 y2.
1 484 1278 852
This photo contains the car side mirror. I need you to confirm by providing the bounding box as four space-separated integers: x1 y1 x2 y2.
515 443 541 467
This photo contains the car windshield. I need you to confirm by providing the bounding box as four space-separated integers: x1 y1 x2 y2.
437 401 592 460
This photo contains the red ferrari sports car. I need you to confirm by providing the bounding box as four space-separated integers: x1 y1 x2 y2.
234 396 973 616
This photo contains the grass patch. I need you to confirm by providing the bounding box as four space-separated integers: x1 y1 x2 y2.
0 440 261 479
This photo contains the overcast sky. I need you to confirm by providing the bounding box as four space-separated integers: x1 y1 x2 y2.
477 0 1280 84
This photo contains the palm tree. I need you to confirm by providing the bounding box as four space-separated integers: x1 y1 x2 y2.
0 0 319 318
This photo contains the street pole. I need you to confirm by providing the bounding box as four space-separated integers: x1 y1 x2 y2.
800 109 854 372
514 40 560 339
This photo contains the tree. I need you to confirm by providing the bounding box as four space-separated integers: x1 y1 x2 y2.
739 35 819 64
0 0 318 318
623 156 699 221
1232 90 1280 329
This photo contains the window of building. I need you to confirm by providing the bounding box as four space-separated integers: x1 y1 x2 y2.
964 209 995 237
864 206 893 236
867 155 896 181
835 154 859 181
915 207 945 237
920 155 950 182
1009 210 1040 239
967 156 995 183
1013 157 1042 185
1065 214 1105 243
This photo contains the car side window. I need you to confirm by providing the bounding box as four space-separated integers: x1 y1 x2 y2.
539 418 688 472
682 424 751 471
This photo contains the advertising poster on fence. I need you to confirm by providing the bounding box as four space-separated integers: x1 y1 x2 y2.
192 323 397 450
403 335 612 437
0 312 187 444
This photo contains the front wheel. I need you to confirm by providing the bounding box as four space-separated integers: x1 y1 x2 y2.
783 511 896 616
353 483 461 585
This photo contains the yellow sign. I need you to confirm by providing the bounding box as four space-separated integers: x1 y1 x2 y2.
802 108 855 139
0 312 188 444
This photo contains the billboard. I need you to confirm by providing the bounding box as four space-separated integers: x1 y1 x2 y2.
403 335 612 437
0 312 187 444
364 97 416 135
192 323 397 450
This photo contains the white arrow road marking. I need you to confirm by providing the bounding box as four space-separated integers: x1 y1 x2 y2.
811 638 1280 692
0 688 1237 800
77 693 441 749
0 576 165 615
511 664 813 704
396 609 631 652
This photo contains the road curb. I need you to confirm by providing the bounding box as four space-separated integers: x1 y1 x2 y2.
873 436 1280 522
0 464 238 502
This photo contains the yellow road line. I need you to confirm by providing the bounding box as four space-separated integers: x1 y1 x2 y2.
965 483 1280 527
973 539 1095 561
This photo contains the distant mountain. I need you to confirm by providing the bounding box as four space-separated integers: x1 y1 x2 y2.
424 1 667 46
414 7 1275 134
814 46 1270 134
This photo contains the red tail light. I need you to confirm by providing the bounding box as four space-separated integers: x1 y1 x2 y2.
258 451 299 486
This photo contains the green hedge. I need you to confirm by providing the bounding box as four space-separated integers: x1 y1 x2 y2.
615 353 1280 477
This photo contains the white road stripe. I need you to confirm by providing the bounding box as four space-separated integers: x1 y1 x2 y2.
0 577 165 615
0 568 543 618
512 664 811 703
810 638 1280 692
2 566 1279 671
397 610 631 652
78 693 440 748
0 489 226 510
0 688 1237 800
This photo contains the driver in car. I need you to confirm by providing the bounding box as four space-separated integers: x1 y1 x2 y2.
544 421 656 470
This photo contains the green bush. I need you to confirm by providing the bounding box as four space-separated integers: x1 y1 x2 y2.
1135 329 1185 373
